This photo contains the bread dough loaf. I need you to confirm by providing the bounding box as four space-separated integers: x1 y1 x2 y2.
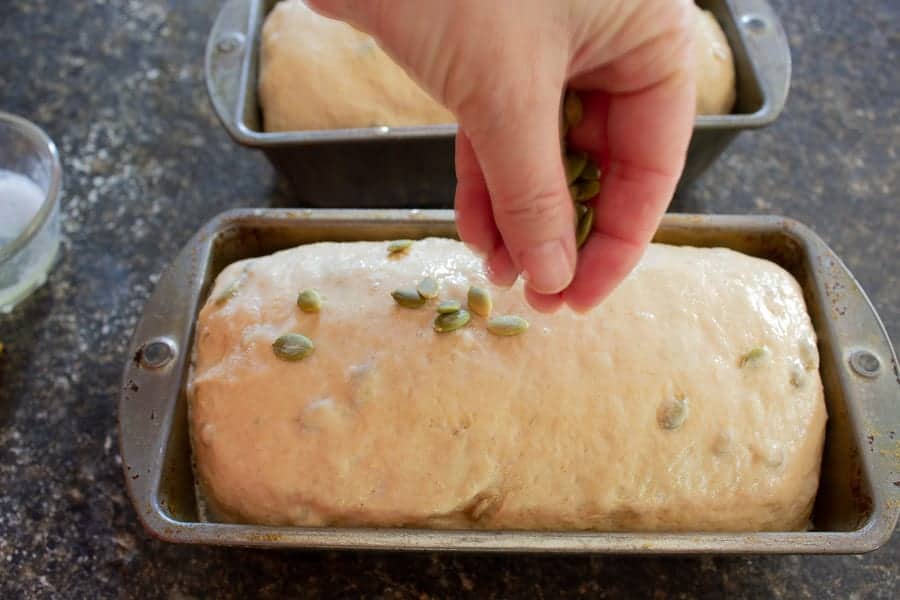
693 6 738 115
259 0 454 131
188 239 826 532
259 1 738 131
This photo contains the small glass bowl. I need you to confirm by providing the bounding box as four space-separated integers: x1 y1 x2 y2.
0 111 62 313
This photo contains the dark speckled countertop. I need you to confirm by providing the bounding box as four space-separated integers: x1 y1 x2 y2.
0 0 897 597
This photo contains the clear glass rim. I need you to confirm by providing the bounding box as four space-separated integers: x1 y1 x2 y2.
0 111 62 263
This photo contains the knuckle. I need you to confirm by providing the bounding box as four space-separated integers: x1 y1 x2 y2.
496 187 568 232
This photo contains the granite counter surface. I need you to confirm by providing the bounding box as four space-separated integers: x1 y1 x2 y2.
0 0 897 597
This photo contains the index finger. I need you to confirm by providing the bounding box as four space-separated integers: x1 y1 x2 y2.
562 73 695 312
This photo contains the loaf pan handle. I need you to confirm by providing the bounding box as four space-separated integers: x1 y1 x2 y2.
205 0 258 144
796 220 900 548
728 0 791 125
118 219 217 534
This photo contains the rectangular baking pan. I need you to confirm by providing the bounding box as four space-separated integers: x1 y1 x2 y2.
204 0 791 208
119 209 899 553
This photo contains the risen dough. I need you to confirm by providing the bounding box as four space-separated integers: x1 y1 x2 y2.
258 1 738 131
258 0 454 131
693 6 738 115
188 239 826 532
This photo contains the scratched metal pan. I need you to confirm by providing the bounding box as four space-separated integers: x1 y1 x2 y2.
119 209 899 553
204 0 791 208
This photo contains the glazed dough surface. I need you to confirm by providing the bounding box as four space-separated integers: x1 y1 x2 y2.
189 239 826 532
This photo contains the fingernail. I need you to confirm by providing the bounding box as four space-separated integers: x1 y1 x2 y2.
520 239 573 294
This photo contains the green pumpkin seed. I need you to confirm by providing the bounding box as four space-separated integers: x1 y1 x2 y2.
391 287 426 308
798 338 818 371
713 430 733 455
565 152 587 184
575 178 601 202
564 90 583 128
568 184 578 202
272 333 314 361
486 315 529 336
575 202 588 222
753 441 784 468
437 299 462 314
466 493 501 521
215 279 241 305
657 395 688 430
416 276 439 299
214 266 250 305
434 309 471 333
575 206 594 249
467 286 492 317
387 239 413 255
579 159 599 181
789 363 806 388
740 346 769 367
296 289 322 313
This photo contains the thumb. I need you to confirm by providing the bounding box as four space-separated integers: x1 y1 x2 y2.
304 0 383 31
462 91 576 295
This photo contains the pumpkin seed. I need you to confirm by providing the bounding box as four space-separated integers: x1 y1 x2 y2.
466 493 501 521
575 202 588 222
215 280 241 305
486 315 529 336
579 159 599 181
575 178 601 202
387 239 413 255
713 430 733 455
416 276 439 299
391 287 426 308
437 299 462 314
657 395 688 430
753 440 784 468
214 267 249 305
564 90 583 128
467 286 492 317
740 346 769 367
272 333 314 361
568 184 578 202
296 289 322 313
798 338 818 370
434 309 471 333
575 205 594 249
789 363 806 388
565 152 587 184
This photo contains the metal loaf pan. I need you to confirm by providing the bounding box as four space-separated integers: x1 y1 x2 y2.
205 0 792 208
119 209 899 553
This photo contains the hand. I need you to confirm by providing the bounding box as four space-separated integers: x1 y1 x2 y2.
308 0 696 311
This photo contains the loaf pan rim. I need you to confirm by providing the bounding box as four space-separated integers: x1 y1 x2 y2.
207 0 790 148
119 209 899 553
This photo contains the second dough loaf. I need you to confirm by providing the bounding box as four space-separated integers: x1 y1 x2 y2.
259 1 737 132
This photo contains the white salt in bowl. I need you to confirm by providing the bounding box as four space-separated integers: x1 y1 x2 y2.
0 111 62 313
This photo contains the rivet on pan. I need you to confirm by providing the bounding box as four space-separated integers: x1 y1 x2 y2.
139 338 177 370
216 32 245 54
740 14 768 33
848 349 880 379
